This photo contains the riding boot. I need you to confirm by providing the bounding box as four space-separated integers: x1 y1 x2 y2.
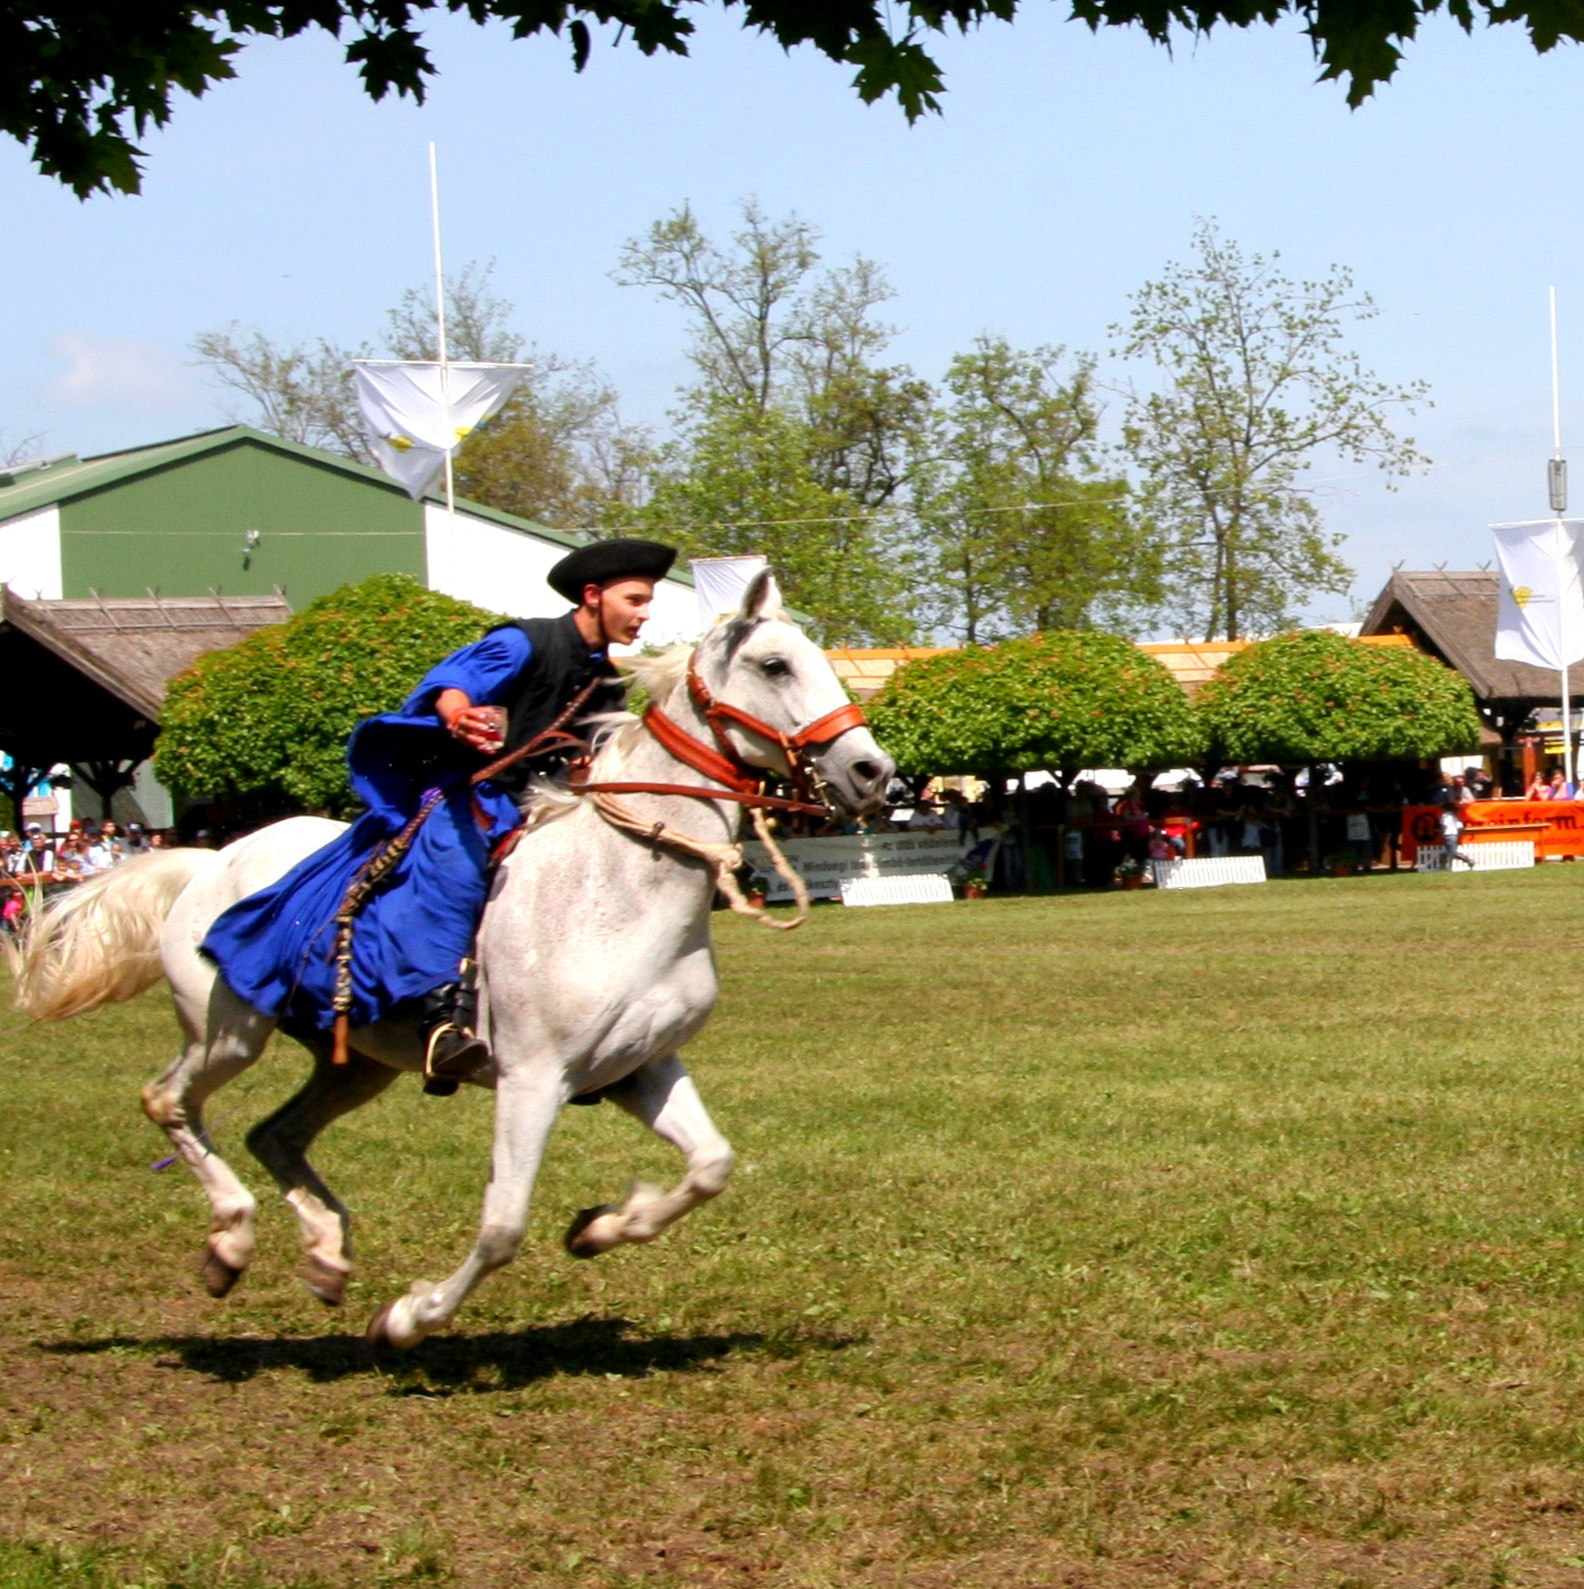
418 960 490 1097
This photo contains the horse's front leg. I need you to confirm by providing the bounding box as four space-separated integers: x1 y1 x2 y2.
365 1064 561 1350
565 1053 734 1258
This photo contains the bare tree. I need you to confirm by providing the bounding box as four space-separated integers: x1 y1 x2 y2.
192 262 651 529
0 430 51 468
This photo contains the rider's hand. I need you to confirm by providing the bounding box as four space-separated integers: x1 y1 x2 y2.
446 705 507 754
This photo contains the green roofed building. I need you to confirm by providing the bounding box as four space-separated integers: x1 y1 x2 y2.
0 424 702 831
0 424 698 640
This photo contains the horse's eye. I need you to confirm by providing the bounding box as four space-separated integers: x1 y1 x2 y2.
760 656 791 678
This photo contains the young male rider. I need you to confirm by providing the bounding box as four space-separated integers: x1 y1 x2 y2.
201 538 676 1095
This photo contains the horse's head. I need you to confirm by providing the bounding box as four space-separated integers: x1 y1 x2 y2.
690 571 894 819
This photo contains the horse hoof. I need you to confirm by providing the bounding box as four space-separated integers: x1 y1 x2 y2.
365 1299 424 1352
565 1205 619 1259
365 1301 404 1351
302 1257 348 1308
199 1247 244 1298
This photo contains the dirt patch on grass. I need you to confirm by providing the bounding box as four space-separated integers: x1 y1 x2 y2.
6 1271 1584 1587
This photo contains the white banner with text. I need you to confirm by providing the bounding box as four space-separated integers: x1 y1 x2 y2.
743 830 971 903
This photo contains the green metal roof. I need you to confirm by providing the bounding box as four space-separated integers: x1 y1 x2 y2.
0 425 703 580
0 425 421 518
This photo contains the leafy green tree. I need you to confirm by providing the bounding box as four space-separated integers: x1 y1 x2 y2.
15 3 1574 197
914 337 1152 643
155 574 495 816
195 262 650 531
615 200 929 506
1194 631 1482 764
1117 222 1428 642
616 201 927 642
634 396 915 646
867 631 1202 777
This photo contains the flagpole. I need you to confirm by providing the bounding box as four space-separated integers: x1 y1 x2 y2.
1549 288 1576 793
429 141 455 520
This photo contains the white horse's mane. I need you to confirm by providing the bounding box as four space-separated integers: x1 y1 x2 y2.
522 643 698 830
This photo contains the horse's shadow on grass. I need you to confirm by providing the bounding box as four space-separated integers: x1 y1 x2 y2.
40 1315 859 1391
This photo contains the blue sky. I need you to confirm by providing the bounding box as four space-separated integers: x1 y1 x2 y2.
5 6 1584 623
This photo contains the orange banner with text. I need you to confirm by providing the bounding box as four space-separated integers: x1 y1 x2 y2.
1401 800 1584 861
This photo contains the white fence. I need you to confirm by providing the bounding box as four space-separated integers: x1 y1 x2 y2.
1416 841 1535 873
1150 856 1268 890
839 873 956 908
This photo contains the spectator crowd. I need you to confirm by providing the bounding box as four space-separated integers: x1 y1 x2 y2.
0 819 186 931
883 755 1566 892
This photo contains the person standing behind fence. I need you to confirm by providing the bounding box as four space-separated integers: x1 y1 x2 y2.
20 826 54 881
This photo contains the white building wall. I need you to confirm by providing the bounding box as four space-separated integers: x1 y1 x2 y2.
423 505 702 649
0 506 64 598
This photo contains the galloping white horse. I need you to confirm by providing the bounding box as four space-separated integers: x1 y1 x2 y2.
13 573 892 1349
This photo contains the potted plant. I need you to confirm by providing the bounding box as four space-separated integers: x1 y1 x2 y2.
1323 850 1355 879
743 871 770 909
961 869 988 900
1116 855 1149 890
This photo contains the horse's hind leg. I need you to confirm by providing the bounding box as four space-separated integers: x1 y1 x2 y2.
246 1046 399 1307
565 1054 734 1259
140 977 276 1298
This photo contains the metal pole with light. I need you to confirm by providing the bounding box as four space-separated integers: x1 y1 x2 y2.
429 141 455 522
1549 287 1575 793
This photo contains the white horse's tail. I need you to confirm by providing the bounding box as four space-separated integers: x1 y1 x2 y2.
7 849 221 1022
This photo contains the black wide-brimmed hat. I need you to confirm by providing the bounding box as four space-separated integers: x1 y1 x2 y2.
548 538 677 602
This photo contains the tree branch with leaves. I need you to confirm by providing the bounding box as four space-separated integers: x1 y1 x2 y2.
12 2 1582 198
1116 222 1428 641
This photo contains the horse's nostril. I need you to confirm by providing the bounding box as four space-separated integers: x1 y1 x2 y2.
851 758 885 791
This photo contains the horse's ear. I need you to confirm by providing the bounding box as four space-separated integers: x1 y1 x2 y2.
739 568 786 621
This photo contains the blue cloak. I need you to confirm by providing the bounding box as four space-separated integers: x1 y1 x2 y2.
202 626 561 1032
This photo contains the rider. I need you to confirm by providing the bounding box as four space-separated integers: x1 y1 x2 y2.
201 537 677 1095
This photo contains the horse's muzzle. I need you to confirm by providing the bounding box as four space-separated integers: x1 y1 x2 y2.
819 735 894 818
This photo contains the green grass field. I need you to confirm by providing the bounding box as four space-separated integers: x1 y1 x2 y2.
4 869 1584 1586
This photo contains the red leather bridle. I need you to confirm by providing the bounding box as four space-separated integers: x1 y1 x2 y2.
575 660 871 817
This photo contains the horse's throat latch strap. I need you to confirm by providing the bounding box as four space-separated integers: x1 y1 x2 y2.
642 701 759 794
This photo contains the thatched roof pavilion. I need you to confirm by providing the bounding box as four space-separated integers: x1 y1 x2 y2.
1359 570 1559 745
1 587 289 818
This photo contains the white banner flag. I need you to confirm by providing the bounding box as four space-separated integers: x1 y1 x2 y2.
691 555 769 628
352 361 527 500
1491 518 1584 670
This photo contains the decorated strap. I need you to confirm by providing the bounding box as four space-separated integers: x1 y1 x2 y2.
571 777 827 817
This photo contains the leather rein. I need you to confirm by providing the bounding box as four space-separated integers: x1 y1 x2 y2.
573 661 870 818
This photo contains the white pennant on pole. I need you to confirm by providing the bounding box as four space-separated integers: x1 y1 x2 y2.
1492 516 1584 668
691 556 769 628
1490 289 1584 792
353 360 527 500
352 142 531 503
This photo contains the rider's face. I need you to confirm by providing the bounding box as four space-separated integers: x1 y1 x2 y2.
591 578 656 648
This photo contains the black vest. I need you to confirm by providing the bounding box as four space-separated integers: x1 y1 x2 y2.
490 613 623 792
